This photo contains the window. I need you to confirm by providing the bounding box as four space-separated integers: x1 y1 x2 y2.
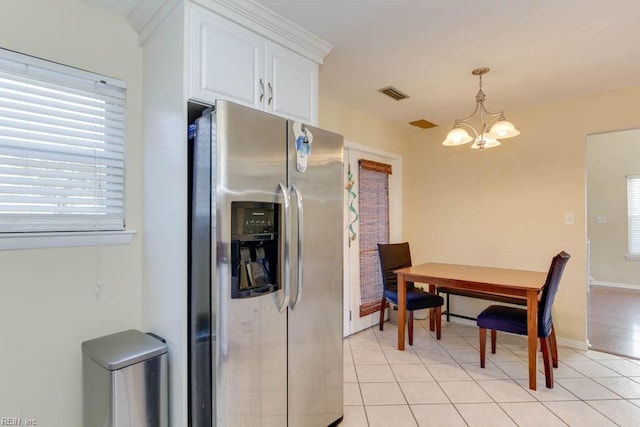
627 175 640 258
0 48 126 240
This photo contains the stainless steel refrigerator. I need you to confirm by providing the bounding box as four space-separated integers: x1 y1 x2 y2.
189 100 344 427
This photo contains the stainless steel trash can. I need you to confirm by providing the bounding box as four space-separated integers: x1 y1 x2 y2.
82 329 168 427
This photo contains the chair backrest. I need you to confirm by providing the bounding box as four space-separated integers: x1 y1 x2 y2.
377 242 414 292
538 251 571 337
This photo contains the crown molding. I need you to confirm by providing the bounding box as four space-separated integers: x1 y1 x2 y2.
128 0 182 44
128 0 165 33
128 0 333 63
192 0 333 63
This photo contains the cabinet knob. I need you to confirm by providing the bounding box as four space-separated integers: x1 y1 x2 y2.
268 82 273 105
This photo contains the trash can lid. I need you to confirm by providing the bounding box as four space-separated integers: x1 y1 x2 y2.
82 329 168 371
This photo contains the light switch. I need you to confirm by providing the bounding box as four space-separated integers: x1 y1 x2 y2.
597 216 607 224
564 211 575 226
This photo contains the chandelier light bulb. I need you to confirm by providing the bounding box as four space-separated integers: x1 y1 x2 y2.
442 127 473 146
471 136 501 150
487 119 520 139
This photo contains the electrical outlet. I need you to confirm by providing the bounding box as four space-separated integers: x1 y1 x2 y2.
564 211 575 226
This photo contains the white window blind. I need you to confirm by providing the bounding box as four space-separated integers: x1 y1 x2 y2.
627 175 640 257
0 49 126 233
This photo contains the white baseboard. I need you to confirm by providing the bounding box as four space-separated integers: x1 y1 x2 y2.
445 317 476 327
556 337 589 351
447 317 589 351
590 280 640 290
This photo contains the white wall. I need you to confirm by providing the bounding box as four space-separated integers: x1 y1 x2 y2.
141 3 189 426
587 129 640 286
0 1 143 425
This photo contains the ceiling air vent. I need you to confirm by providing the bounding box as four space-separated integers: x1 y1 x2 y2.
409 119 438 129
377 86 410 101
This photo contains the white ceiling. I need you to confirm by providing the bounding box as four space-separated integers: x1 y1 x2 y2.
84 0 138 17
85 0 640 129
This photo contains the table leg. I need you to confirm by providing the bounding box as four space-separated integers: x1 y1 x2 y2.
428 284 436 332
397 273 406 351
527 290 538 390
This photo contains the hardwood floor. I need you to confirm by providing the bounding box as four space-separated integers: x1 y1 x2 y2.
588 285 640 359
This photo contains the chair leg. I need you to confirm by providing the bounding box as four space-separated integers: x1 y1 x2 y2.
379 296 387 331
429 306 442 340
446 293 451 322
550 324 558 368
408 310 414 346
490 330 497 354
540 336 554 389
479 328 486 368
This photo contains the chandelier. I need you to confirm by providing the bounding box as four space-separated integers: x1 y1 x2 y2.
442 67 520 150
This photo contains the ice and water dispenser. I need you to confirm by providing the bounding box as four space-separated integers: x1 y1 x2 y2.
231 202 280 298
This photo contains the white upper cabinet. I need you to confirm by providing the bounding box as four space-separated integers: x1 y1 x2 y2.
189 7 264 110
266 42 317 124
189 3 318 124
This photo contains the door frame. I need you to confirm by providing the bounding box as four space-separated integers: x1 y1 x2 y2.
343 141 403 337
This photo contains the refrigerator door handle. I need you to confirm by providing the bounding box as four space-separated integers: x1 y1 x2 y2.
278 181 291 312
290 184 303 310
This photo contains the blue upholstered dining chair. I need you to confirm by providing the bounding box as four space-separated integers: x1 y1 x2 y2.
377 243 444 345
477 251 570 388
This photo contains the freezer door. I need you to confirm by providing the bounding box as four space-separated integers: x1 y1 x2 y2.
287 122 344 426
215 101 288 427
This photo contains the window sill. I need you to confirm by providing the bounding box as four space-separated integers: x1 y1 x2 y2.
0 230 136 251
625 253 640 261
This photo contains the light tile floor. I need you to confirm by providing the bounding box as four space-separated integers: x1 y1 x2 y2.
342 318 640 426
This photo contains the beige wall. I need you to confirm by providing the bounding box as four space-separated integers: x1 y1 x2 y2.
587 129 640 286
319 96 415 235
0 1 143 425
409 86 640 344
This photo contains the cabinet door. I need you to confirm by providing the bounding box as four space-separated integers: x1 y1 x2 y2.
265 43 318 124
189 5 265 109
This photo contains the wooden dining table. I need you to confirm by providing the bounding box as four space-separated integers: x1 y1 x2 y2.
394 262 548 390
